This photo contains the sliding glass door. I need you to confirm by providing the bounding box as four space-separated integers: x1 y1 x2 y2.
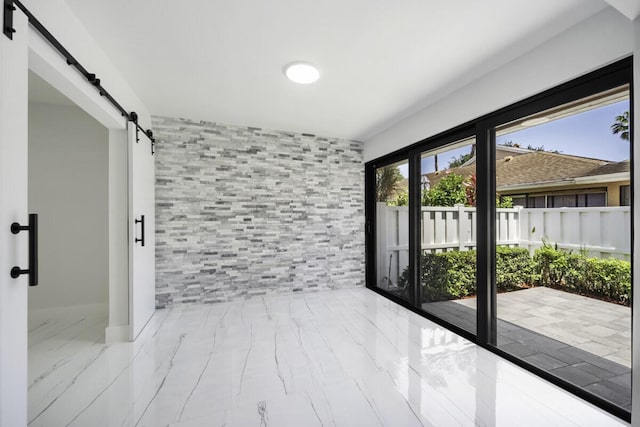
365 58 632 420
493 85 632 411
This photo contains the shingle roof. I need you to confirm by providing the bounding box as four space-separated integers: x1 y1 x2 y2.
425 152 628 189
584 159 630 177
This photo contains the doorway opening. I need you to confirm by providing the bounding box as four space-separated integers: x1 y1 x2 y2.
26 70 111 424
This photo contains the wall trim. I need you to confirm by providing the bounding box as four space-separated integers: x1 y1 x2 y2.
105 325 129 343
29 303 108 319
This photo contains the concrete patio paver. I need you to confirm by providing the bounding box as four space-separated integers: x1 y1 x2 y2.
444 287 631 366
422 286 631 409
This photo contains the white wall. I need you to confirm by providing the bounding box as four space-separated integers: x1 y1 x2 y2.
28 102 109 311
364 7 633 161
106 129 129 341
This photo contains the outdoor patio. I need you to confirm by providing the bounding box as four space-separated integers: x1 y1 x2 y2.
424 287 631 410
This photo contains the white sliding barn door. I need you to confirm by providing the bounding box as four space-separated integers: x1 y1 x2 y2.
0 12 29 427
128 124 156 340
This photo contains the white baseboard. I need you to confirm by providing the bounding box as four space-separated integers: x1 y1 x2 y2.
29 303 108 321
105 325 130 343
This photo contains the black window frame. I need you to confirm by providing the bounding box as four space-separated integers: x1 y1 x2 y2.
364 56 633 421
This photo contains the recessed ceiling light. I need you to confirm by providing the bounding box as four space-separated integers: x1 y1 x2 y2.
521 117 550 127
284 62 320 84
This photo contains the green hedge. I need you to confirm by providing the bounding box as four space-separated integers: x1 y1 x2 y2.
534 245 630 305
398 246 532 303
397 245 630 305
496 246 534 290
420 250 476 301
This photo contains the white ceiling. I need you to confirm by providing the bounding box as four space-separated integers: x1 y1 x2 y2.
603 0 640 19
66 0 609 141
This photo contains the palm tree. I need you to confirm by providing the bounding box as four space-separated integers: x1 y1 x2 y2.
375 166 403 202
611 111 629 141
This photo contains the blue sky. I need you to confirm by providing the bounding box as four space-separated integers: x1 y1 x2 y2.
398 99 630 177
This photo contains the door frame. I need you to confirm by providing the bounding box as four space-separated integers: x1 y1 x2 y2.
0 11 29 427
28 24 133 343
1 10 152 425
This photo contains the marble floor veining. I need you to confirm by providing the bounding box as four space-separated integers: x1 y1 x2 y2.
28 288 628 426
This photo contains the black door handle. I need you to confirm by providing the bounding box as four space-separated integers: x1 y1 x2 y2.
135 215 145 246
10 213 38 286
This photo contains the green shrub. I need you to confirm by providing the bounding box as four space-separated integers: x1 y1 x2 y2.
399 246 531 303
586 257 631 304
496 246 533 290
422 173 467 207
436 251 476 299
533 245 630 305
496 196 514 208
419 253 456 301
388 191 408 206
533 243 566 286
397 244 630 306
397 250 474 302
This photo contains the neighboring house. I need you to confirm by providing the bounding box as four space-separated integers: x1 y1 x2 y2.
425 146 630 208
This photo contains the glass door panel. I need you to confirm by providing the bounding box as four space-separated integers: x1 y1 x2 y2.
494 85 631 410
419 138 477 334
374 160 411 302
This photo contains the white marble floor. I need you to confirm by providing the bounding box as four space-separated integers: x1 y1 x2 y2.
28 287 628 427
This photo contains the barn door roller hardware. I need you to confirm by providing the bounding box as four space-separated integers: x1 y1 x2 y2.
3 0 15 39
130 112 156 155
3 0 156 156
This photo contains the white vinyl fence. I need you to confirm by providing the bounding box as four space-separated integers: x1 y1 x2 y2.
376 202 630 287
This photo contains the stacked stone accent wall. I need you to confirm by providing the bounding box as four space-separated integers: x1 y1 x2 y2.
152 116 365 308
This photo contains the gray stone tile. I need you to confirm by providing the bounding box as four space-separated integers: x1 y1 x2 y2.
500 342 539 358
514 316 552 328
522 352 568 371
569 362 617 380
584 380 632 408
576 353 630 376
581 325 618 338
497 334 516 345
518 337 568 353
574 341 616 357
549 365 601 387
543 347 584 365
608 373 631 389
152 117 365 307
